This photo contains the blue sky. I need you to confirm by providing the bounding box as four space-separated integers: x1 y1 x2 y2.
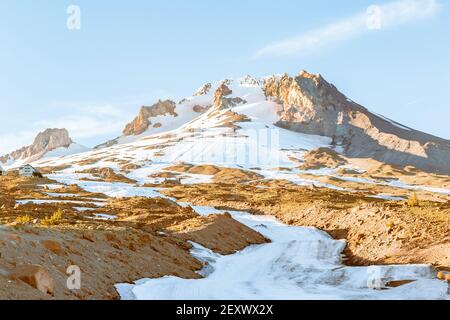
1 0 449 153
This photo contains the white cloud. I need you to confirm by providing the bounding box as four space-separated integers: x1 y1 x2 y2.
255 0 441 58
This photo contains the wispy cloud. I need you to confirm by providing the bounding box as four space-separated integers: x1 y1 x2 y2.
254 0 441 58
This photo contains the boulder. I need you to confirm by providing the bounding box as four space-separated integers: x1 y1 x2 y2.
10 265 55 295
41 240 62 255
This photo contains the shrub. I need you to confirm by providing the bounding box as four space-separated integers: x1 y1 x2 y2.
406 192 420 207
386 220 396 233
33 171 43 178
41 209 64 226
15 215 33 224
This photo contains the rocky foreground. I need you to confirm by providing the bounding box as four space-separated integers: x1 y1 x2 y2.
0 173 266 299
0 166 448 300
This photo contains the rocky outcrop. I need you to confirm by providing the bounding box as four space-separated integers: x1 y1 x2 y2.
0 128 75 164
10 265 55 295
213 82 247 110
239 75 262 87
94 137 120 150
193 105 209 113
123 100 177 136
193 83 212 96
264 70 450 175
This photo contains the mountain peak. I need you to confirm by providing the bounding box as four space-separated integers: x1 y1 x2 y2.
32 128 73 150
123 100 178 136
239 75 261 87
193 83 212 96
0 128 87 166
264 70 450 174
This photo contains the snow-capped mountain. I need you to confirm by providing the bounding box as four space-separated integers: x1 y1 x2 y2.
0 128 89 167
8 70 448 178
83 70 450 175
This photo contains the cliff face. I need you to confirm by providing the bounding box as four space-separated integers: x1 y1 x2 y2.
123 100 178 136
0 128 74 164
264 71 450 175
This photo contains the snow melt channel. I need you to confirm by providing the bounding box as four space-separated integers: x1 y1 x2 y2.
116 207 449 300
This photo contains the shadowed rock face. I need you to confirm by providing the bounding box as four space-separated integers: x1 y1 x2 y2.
264 71 450 175
0 128 73 164
123 100 177 136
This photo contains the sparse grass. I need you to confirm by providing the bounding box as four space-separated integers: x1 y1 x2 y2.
406 192 420 207
15 215 33 224
386 220 396 233
41 209 64 226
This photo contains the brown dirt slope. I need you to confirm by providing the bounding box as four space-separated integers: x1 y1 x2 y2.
0 176 266 300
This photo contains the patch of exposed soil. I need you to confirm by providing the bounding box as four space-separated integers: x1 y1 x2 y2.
167 213 269 255
78 167 136 184
345 158 450 189
106 197 197 230
164 163 262 183
213 168 262 183
300 147 347 170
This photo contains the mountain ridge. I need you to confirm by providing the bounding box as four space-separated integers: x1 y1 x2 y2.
265 70 450 174
93 70 449 175
4 70 449 175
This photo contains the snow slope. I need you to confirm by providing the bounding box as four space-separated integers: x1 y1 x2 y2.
117 208 449 300
42 143 90 159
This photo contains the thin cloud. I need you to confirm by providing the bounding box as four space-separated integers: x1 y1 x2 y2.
254 0 441 58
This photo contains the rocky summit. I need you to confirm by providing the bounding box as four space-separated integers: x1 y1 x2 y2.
264 71 450 175
123 100 178 136
0 128 86 165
